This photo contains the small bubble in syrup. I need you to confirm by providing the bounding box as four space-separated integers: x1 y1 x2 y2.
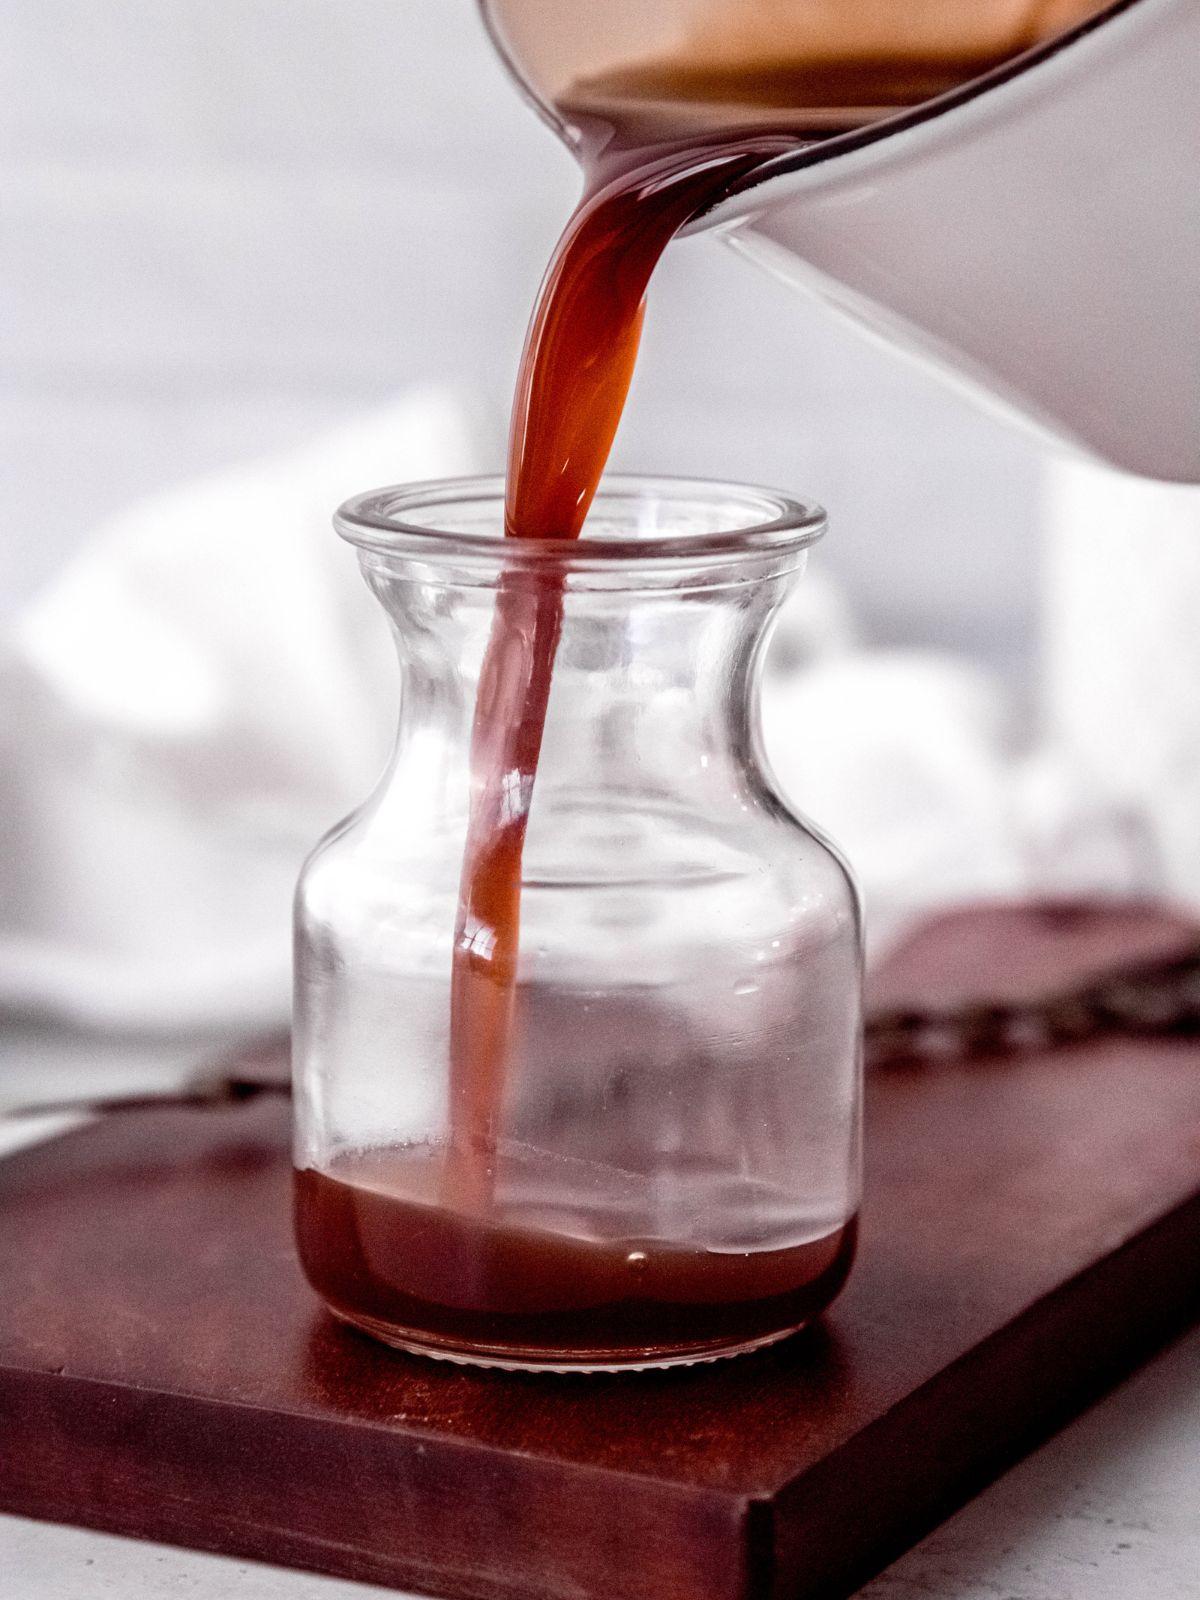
626 1250 648 1270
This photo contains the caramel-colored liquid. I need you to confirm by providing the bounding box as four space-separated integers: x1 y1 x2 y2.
296 1148 856 1365
301 0 1104 1349
445 2 1109 1210
441 133 793 1212
565 51 1051 140
488 0 1106 144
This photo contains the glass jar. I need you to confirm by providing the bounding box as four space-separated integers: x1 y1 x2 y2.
293 475 862 1371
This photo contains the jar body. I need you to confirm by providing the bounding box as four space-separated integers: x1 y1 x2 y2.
293 478 861 1370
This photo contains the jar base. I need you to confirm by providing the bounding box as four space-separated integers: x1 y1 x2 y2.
296 1158 857 1372
329 1305 804 1372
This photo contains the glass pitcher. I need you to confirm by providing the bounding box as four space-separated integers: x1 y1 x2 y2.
293 476 861 1371
480 0 1200 482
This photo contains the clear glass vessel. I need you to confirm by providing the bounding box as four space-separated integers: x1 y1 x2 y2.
293 476 862 1371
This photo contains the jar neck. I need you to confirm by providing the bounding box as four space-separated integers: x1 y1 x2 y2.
364 556 804 816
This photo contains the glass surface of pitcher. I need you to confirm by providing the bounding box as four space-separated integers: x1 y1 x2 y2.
293 476 862 1372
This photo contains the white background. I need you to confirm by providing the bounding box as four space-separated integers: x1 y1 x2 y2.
0 0 1050 677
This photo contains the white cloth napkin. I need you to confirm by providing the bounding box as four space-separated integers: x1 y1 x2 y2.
764 648 1026 949
0 388 480 1033
1041 461 1200 907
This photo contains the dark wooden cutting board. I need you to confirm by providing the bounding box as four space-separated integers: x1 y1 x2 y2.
4 902 1200 1600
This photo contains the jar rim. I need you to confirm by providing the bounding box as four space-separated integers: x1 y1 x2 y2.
334 474 825 569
